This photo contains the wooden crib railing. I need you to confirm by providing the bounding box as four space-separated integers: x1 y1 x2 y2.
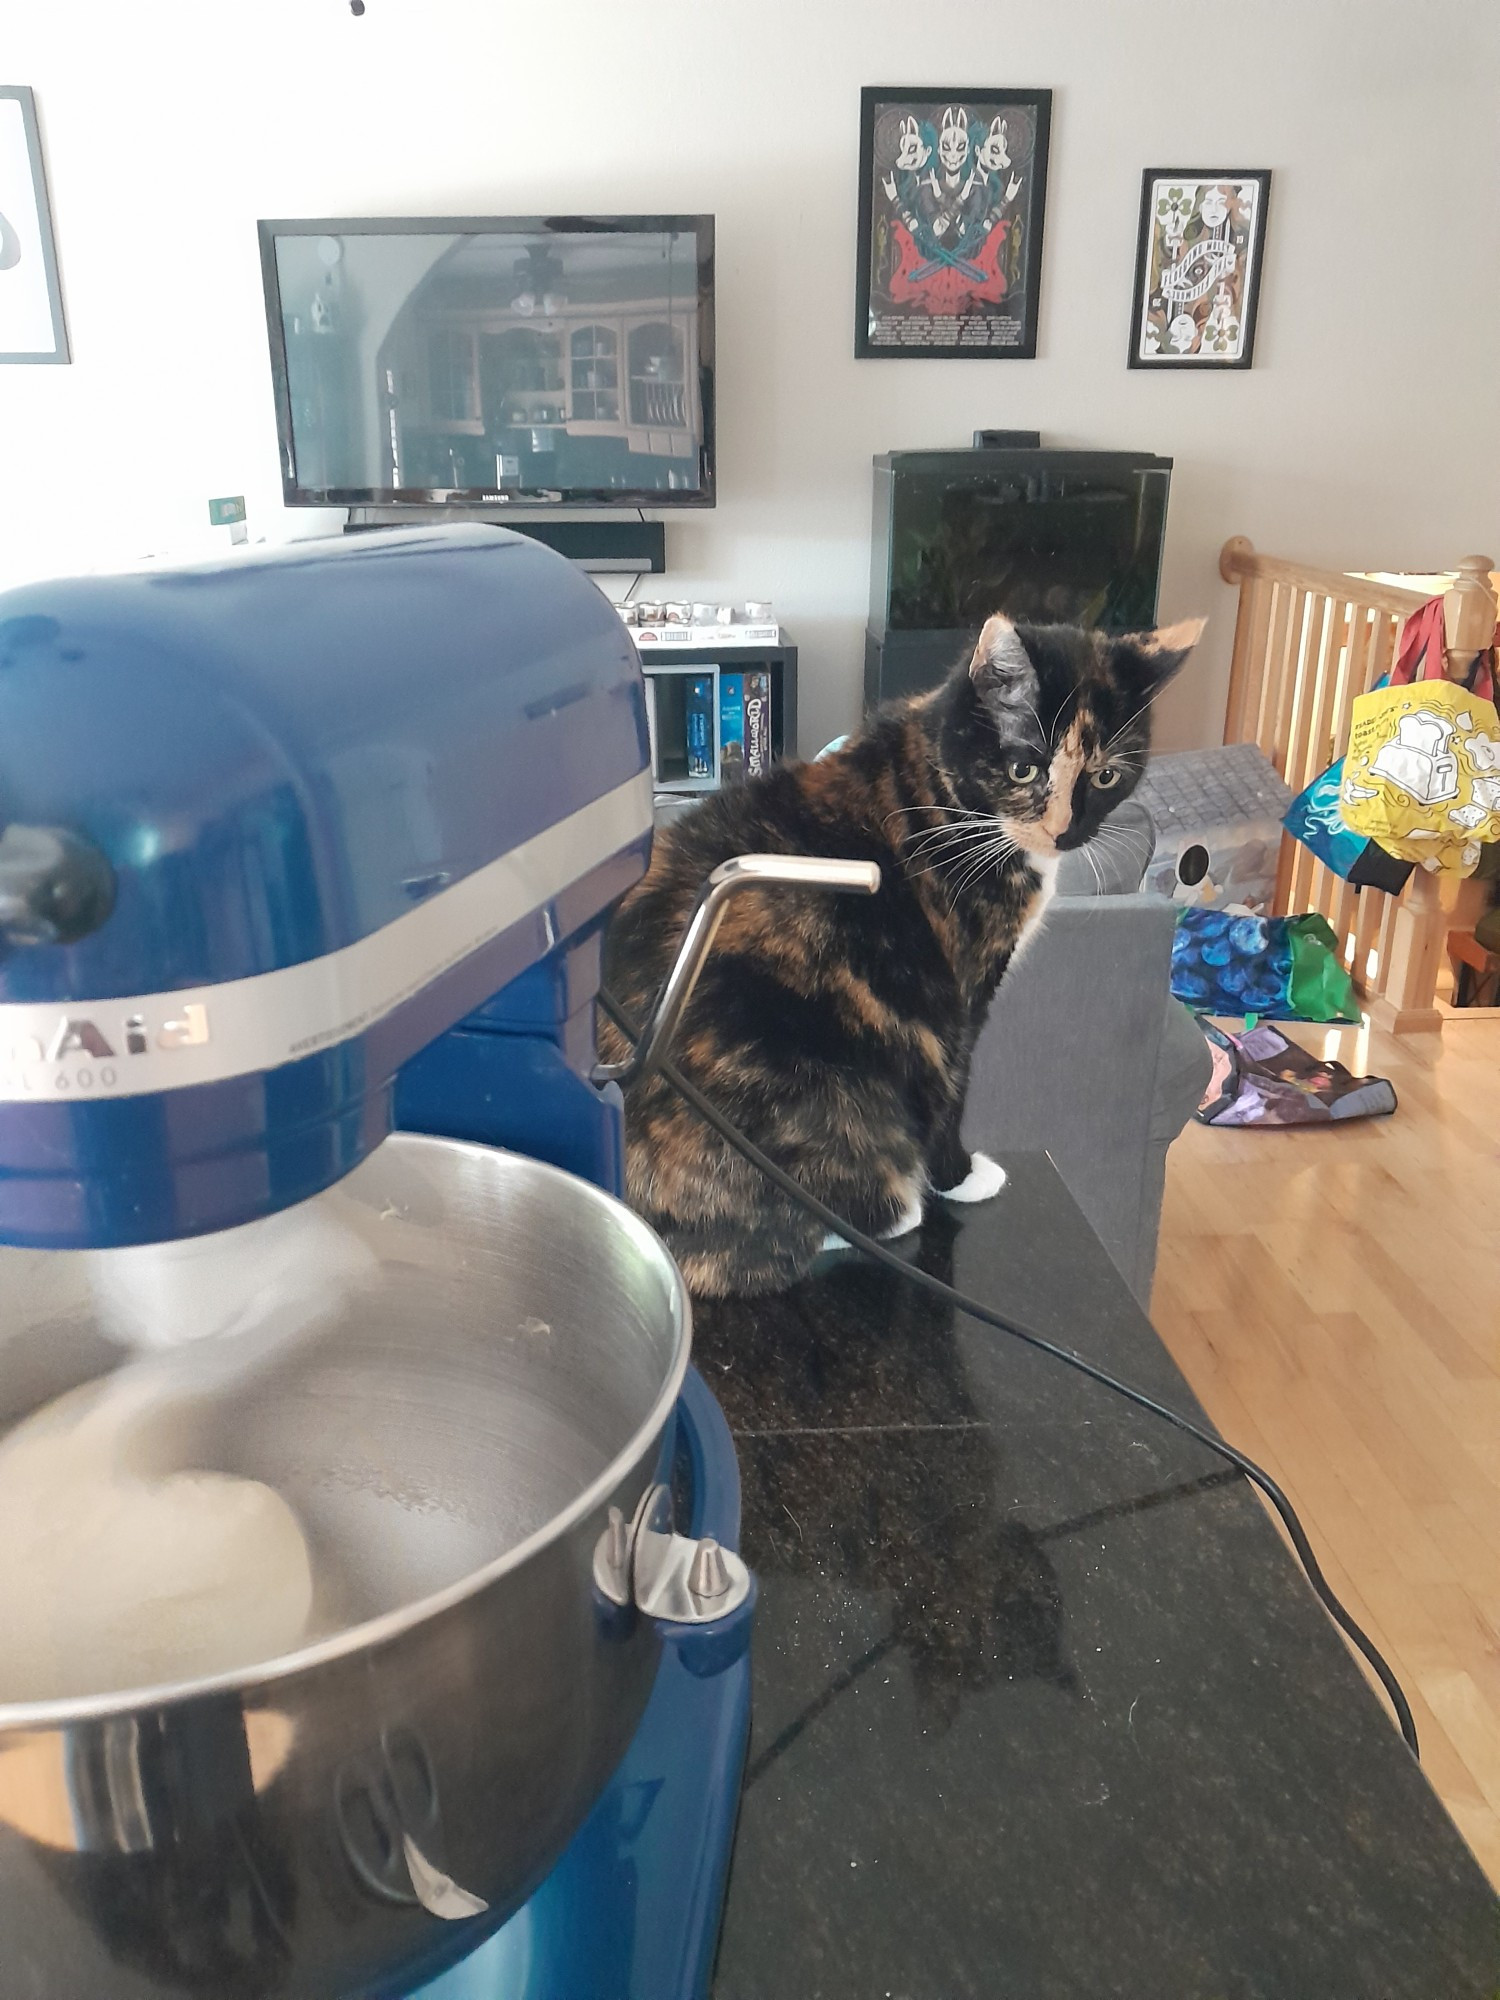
1219 538 1498 1031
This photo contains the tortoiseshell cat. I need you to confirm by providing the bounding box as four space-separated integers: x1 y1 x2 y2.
601 612 1202 1295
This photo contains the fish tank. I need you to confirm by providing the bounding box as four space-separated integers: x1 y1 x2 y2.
869 448 1173 639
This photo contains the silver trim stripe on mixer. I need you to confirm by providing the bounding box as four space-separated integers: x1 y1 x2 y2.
0 773 653 1103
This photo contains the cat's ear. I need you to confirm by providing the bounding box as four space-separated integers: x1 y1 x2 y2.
1111 616 1206 689
969 613 1037 695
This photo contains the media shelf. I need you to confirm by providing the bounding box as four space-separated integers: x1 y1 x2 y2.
632 639 797 818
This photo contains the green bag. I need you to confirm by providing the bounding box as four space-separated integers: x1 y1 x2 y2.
1285 914 1360 1023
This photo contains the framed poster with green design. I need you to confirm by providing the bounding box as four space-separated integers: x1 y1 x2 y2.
1128 169 1271 369
855 86 1052 359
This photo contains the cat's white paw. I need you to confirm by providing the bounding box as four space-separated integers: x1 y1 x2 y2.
818 1186 925 1254
880 1190 926 1239
937 1152 1007 1204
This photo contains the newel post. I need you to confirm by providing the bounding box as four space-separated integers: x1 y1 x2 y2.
1443 556 1497 678
1370 557 1499 1031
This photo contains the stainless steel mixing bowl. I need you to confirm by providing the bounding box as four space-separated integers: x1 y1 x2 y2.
0 1133 691 1998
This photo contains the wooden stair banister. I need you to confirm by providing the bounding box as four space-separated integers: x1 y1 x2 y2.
1219 537 1430 621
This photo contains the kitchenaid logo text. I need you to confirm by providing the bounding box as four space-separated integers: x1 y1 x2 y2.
1 1005 210 1094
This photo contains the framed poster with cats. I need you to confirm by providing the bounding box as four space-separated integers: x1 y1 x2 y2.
855 86 1052 359
1128 169 1270 369
0 86 69 364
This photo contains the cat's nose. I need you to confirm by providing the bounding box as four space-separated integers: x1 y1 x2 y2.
1053 826 1088 851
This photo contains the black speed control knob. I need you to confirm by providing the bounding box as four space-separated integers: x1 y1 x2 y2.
0 824 117 948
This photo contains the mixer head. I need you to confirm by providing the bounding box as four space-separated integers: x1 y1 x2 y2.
0 525 652 1250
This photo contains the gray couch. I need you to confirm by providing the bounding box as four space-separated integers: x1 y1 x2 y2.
964 803 1210 1303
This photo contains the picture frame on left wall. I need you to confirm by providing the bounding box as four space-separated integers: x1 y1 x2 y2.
0 87 69 365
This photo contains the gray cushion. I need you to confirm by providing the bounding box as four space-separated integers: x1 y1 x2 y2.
966 886 1208 1302
1055 801 1155 899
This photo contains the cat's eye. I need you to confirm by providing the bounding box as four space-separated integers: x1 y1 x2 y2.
1091 766 1123 790
1006 757 1041 785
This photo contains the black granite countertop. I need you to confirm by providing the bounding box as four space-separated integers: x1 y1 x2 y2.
697 1154 1500 2000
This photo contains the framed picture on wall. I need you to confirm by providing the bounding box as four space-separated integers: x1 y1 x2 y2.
0 86 69 364
855 86 1052 359
1128 169 1270 369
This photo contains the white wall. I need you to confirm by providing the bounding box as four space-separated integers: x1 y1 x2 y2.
3 0 1496 756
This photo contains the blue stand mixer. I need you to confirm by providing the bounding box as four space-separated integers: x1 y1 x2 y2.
0 526 872 1998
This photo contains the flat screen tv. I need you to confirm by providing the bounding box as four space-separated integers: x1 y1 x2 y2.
258 215 715 509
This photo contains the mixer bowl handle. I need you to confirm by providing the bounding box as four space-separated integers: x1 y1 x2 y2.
675 1364 742 1553
592 1364 758 1665
593 852 881 1087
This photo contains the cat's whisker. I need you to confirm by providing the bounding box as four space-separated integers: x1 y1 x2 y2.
1105 695 1167 746
908 833 1016 879
891 820 1003 862
901 818 1012 863
1076 821 1154 890
946 856 989 906
946 835 1020 904
881 802 989 826
899 812 996 838
903 836 993 870
911 816 1000 837
959 845 1018 903
1104 683 1173 753
1084 837 1138 874
1017 696 1053 751
881 797 990 815
1091 818 1150 850
1093 818 1153 856
905 817 1007 847
932 821 1016 853
906 842 984 877
944 828 1016 876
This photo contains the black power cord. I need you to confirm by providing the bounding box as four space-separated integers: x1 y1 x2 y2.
599 988 1420 1759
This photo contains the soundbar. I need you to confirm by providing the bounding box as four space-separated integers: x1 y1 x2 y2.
343 513 666 574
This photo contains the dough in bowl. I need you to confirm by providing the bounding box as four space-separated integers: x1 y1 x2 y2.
0 1374 313 1704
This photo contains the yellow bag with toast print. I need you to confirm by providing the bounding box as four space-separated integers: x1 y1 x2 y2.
1341 597 1500 876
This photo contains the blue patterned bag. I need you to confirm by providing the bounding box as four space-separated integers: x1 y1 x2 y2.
1170 910 1359 1022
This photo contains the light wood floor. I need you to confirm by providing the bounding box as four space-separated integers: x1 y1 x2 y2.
1152 1013 1500 1889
